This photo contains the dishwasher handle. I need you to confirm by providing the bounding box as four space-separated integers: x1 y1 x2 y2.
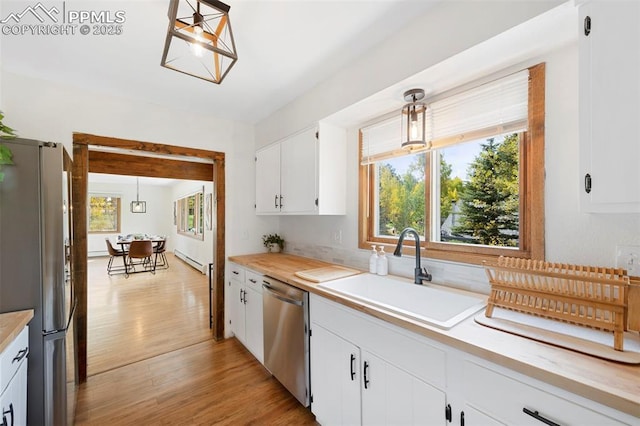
262 282 304 306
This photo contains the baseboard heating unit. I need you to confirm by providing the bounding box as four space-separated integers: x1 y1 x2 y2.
174 249 206 274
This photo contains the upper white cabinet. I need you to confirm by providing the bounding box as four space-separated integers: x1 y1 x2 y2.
256 122 347 215
579 0 640 213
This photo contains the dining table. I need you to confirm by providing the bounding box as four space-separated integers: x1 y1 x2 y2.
116 236 166 276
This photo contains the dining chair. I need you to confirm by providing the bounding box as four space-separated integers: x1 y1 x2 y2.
127 240 155 275
105 238 126 275
153 239 169 270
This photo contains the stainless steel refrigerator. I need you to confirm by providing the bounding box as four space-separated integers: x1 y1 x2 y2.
0 138 78 425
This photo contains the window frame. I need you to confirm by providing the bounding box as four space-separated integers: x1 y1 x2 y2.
358 63 545 265
88 194 122 234
176 189 205 240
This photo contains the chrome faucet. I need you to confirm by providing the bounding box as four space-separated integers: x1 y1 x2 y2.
393 227 432 285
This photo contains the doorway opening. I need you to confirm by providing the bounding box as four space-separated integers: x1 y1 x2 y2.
72 133 226 383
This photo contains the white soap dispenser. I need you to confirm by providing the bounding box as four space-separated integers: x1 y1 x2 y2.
376 246 388 276
369 245 378 274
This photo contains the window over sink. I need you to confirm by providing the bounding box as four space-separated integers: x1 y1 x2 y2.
359 63 545 264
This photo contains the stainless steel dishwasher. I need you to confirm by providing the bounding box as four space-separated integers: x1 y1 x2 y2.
262 276 310 407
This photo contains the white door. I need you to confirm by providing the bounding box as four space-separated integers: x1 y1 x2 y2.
280 127 318 214
244 285 263 363
361 350 445 425
229 279 246 344
310 324 361 425
579 0 640 212
255 143 281 214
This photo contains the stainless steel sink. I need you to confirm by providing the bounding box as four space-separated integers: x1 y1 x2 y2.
318 273 486 329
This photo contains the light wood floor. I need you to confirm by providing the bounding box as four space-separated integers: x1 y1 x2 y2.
75 254 317 425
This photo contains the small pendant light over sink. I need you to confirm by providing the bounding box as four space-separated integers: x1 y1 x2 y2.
161 0 238 84
131 178 146 213
401 88 428 149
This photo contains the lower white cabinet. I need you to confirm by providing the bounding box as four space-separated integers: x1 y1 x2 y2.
228 263 264 363
309 325 361 425
0 325 28 426
310 295 446 425
310 294 636 426
453 357 631 426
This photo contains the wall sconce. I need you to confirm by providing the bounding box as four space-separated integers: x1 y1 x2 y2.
161 0 238 84
131 178 146 213
401 88 428 149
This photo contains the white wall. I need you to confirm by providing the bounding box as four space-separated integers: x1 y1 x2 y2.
169 180 215 271
255 0 563 147
0 70 268 262
87 181 174 256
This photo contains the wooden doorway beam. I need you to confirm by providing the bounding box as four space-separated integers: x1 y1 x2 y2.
88 151 214 181
72 133 226 384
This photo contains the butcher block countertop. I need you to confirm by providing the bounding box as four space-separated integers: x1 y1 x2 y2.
229 253 640 418
0 310 33 354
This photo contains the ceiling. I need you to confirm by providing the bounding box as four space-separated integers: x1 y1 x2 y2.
1 0 438 125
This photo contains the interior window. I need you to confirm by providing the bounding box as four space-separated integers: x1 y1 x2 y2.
176 190 204 240
359 63 545 264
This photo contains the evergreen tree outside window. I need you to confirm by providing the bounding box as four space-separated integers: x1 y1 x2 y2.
89 195 121 233
359 64 545 264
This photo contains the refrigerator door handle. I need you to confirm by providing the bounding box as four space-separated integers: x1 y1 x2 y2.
43 297 76 335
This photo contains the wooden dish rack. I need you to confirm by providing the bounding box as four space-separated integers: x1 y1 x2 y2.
483 257 632 351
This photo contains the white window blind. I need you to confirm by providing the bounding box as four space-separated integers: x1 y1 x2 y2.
361 69 530 165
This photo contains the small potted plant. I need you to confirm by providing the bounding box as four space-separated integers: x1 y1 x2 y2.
262 233 284 253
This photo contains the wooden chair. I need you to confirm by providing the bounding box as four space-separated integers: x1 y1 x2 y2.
127 240 155 275
153 239 169 270
105 238 126 275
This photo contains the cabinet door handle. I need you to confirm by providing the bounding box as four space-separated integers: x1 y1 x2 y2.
12 348 28 364
363 361 370 389
350 354 356 381
232 270 239 275
274 194 279 209
522 408 560 426
240 289 244 304
2 403 13 426
279 195 283 209
460 410 464 426
584 15 591 36
249 279 257 284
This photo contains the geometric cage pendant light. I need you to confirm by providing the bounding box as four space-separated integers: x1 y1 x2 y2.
161 0 238 84
400 88 428 149
131 178 147 213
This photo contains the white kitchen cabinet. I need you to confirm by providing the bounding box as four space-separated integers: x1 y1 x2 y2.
243 271 264 364
578 0 640 213
309 324 361 425
310 292 636 426
452 356 630 426
255 121 346 215
310 295 446 425
255 143 281 214
0 325 28 426
360 350 444 426
227 263 263 363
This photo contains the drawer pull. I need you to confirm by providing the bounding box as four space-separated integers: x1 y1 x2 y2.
12 348 28 364
523 408 560 426
249 279 257 283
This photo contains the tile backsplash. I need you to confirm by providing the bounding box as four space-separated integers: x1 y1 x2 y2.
285 241 491 295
